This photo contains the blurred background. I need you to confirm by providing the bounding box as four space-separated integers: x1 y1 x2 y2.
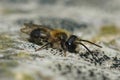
1 0 120 26
0 0 120 39
0 0 120 37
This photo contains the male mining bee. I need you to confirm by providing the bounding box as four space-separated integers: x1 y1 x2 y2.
21 23 102 56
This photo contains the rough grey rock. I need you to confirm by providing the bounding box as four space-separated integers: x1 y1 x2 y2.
0 0 120 80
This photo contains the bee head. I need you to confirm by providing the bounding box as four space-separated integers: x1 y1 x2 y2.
65 35 102 53
65 35 77 53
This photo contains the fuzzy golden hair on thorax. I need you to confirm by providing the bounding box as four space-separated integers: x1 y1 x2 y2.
49 29 70 41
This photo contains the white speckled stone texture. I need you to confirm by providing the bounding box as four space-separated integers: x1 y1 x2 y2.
0 0 120 80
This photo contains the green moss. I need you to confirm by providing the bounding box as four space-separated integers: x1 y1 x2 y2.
15 73 35 80
22 74 34 80
0 68 14 79
0 60 18 68
3 9 28 14
0 60 17 79
0 34 14 50
16 51 30 58
108 39 116 45
92 25 120 42
99 25 120 36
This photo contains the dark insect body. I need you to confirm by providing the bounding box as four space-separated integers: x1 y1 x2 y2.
21 23 102 56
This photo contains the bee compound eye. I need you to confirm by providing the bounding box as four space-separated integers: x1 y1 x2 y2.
30 29 41 38
65 35 77 53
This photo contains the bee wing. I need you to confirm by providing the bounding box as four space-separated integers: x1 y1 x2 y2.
21 23 54 34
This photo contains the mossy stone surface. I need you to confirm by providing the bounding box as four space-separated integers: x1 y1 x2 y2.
0 0 120 80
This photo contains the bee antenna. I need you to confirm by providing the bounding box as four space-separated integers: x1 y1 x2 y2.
78 42 92 53
79 39 102 48
78 42 96 59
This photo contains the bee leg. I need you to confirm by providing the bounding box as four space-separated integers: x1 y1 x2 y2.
35 42 50 51
63 50 67 57
60 41 67 57
28 38 34 43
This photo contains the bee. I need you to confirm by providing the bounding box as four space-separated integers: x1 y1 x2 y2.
21 23 102 56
